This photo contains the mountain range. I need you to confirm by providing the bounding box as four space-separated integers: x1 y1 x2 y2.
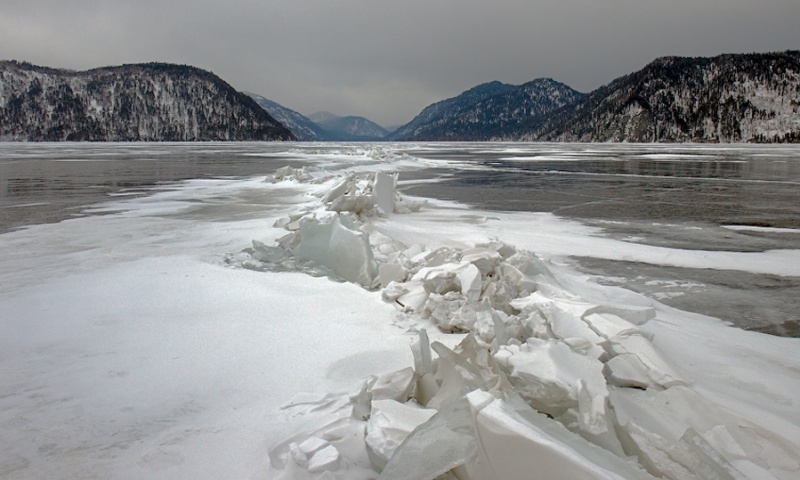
2 51 798 143
392 51 800 143
246 95 390 141
0 61 293 141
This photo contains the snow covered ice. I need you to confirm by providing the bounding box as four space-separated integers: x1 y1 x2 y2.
1 143 800 479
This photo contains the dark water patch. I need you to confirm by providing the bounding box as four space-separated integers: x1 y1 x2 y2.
571 257 800 337
0 142 308 233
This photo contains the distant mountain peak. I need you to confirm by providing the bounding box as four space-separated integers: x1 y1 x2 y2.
309 112 389 141
390 77 583 141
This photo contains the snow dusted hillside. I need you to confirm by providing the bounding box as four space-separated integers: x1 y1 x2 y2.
524 51 800 143
388 81 517 140
0 61 294 141
248 93 328 141
391 79 584 141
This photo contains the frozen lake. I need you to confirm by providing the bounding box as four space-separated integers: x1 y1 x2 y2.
1 142 800 479
2 142 799 335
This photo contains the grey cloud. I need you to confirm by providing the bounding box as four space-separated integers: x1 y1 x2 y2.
2 0 798 126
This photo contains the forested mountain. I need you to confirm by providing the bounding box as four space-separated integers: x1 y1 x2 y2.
393 51 800 143
247 93 328 141
0 61 294 141
521 51 800 143
389 79 585 140
6 51 797 143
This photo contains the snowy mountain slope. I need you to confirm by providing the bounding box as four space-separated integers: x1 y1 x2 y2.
388 81 517 140
248 93 328 141
0 61 295 141
390 79 585 141
308 111 389 140
307 111 341 125
522 51 800 143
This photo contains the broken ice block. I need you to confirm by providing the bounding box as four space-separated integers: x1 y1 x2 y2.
378 394 477 480
461 247 502 275
294 213 378 288
374 172 397 214
463 391 646 480
583 312 643 340
371 367 416 402
605 334 688 389
365 399 436 469
494 338 610 433
413 262 482 302
378 262 407 288
307 444 341 473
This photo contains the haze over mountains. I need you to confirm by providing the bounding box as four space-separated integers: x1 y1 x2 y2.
1 51 799 143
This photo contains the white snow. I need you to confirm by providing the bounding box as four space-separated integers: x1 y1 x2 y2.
1 144 799 480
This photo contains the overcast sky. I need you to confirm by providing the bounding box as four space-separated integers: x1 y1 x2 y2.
2 0 798 127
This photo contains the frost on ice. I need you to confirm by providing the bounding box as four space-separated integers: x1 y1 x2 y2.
245 161 800 480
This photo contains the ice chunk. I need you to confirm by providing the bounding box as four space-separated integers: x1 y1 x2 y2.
321 173 355 203
461 247 502 275
365 399 436 469
268 165 316 183
251 239 287 262
494 338 610 436
411 329 432 375
586 304 656 326
614 418 700 480
681 428 748 480
395 281 429 312
610 386 800 479
457 263 483 303
329 193 374 214
378 393 477 480
374 172 397 214
605 355 657 389
378 262 407 288
464 391 647 480
583 312 643 340
307 444 341 473
539 300 605 358
288 442 308 467
497 262 537 295
413 262 482 302
605 334 688 389
294 213 378 288
410 247 457 268
298 436 329 457
370 367 416 402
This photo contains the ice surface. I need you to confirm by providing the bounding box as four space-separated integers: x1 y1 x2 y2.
251 150 799 480
2 144 800 480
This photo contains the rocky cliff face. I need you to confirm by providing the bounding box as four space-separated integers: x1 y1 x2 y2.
390 79 585 141
522 51 800 143
0 61 294 141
